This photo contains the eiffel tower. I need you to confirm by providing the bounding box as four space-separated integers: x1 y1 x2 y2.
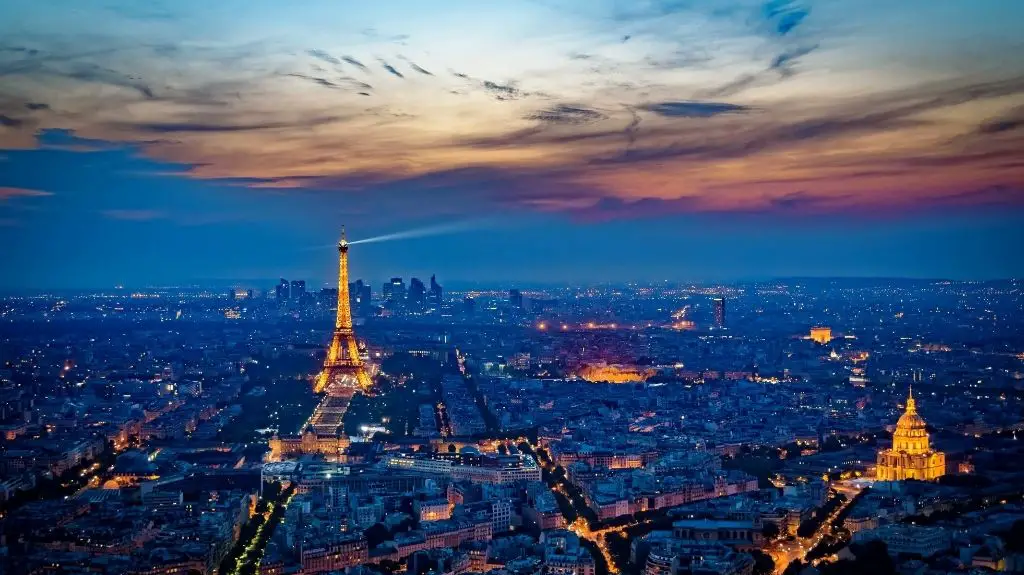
314 228 372 395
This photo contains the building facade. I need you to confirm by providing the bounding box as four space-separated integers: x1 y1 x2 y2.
876 388 945 481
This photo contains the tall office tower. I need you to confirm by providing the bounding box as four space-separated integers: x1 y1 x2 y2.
350 280 362 313
316 228 372 395
349 281 360 314
275 278 290 304
463 296 476 316
384 277 405 304
360 282 371 314
713 297 725 328
320 288 339 309
350 279 371 317
290 280 306 302
429 274 443 308
509 289 524 309
408 278 426 309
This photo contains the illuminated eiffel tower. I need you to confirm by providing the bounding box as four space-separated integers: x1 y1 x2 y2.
314 228 372 395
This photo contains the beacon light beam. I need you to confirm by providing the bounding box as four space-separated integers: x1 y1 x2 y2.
347 220 490 246
297 220 489 252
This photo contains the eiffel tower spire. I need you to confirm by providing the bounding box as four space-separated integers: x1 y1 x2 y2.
314 228 372 394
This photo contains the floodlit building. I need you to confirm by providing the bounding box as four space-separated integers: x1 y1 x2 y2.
713 298 725 328
809 326 832 345
876 388 945 481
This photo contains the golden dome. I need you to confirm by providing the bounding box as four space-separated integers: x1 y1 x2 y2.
892 387 932 453
876 386 945 481
894 389 928 437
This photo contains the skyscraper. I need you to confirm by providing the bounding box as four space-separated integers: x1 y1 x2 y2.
351 280 371 316
509 289 524 309
319 287 339 309
713 297 725 328
275 278 290 304
429 274 443 309
383 277 405 304
350 280 371 317
290 280 306 301
408 277 426 309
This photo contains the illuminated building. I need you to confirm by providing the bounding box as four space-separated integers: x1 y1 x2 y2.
875 388 945 481
290 279 306 301
429 274 443 308
268 426 350 461
383 453 542 484
849 367 869 387
269 393 353 460
315 228 372 394
644 548 675 575
672 515 764 550
541 530 595 575
577 363 655 383
275 278 290 303
349 279 371 316
299 533 369 574
383 277 405 303
809 326 832 345
415 498 453 521
319 287 339 309
713 297 725 328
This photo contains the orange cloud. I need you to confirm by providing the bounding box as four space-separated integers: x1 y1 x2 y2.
0 187 53 200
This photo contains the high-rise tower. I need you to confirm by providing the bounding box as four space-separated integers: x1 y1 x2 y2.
713 297 725 328
315 228 372 395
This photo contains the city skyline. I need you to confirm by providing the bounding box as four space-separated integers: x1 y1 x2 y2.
2 272 1022 575
1 1 1023 287
2 4 1024 569
2 214 1024 290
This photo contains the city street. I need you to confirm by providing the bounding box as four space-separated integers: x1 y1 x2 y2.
769 484 862 574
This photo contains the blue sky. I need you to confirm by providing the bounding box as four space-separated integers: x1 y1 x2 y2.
1 0 1022 288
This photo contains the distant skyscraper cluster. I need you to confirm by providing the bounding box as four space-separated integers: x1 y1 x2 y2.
379 275 443 313
270 273 444 318
276 278 311 306
269 273 443 318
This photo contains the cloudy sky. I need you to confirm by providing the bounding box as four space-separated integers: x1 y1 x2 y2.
1 0 1022 288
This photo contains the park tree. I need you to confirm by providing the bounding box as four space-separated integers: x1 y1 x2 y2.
750 550 775 575
364 522 391 548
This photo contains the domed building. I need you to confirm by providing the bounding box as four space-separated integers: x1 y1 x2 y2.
876 388 945 481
